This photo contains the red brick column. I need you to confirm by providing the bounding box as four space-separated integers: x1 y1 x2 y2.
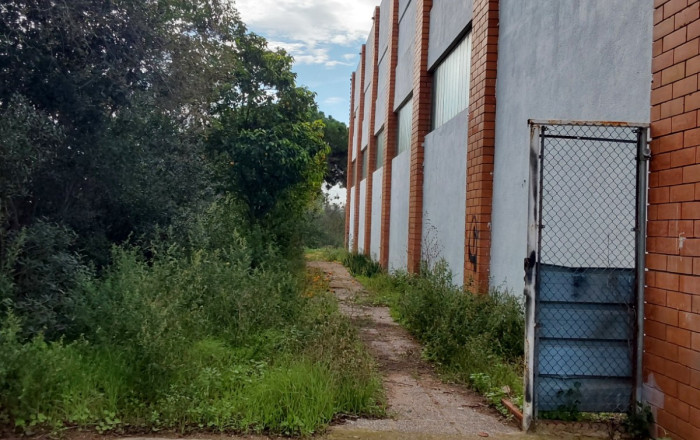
463 0 499 289
406 0 432 274
379 0 400 268
353 45 367 253
345 72 356 248
364 8 381 255
646 1 700 439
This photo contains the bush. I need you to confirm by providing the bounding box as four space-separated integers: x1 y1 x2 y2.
301 195 345 249
0 221 92 340
342 252 383 278
0 229 384 435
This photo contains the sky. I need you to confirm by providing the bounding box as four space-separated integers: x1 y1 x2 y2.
233 0 379 124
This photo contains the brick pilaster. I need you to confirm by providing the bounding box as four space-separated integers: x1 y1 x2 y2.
345 72 356 248
353 45 367 253
646 2 700 440
379 0 400 268
406 0 433 274
364 8 381 255
463 0 499 288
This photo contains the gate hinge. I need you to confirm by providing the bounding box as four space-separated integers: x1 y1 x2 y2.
640 143 651 161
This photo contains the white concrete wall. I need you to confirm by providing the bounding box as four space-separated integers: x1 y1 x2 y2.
358 179 367 253
352 61 362 163
363 88 371 148
394 0 415 109
422 109 469 285
371 168 384 260
389 151 410 271
364 24 375 92
351 110 358 161
363 26 374 148
353 63 361 113
427 0 472 69
375 51 388 134
375 0 390 134
349 188 356 249
378 0 391 55
490 0 653 294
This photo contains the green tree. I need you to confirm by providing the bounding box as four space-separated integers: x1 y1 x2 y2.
0 0 242 256
0 0 333 334
207 37 329 220
315 112 349 189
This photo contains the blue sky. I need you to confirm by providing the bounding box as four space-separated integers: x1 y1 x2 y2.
234 0 378 124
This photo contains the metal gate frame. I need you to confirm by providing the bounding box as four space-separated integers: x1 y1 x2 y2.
522 120 649 431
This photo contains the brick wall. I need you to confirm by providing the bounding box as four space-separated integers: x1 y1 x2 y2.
647 1 700 439
406 0 432 273
463 0 499 288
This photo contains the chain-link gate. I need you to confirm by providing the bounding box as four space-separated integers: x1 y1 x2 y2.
522 121 649 430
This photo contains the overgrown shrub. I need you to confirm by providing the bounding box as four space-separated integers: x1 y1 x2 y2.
398 262 524 363
0 208 384 435
301 195 345 249
0 221 92 340
343 252 383 278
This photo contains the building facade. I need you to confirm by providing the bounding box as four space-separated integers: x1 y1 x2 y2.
345 1 700 439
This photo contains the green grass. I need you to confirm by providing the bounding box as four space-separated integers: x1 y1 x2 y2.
305 246 347 262
354 274 402 308
0 246 384 436
346 256 525 417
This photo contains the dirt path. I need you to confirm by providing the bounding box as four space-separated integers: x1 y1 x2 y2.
308 261 519 439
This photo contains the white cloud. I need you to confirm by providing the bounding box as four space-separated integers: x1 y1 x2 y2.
234 0 376 44
323 96 344 105
233 0 376 66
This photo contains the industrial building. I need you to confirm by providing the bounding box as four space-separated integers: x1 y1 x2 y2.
344 1 700 438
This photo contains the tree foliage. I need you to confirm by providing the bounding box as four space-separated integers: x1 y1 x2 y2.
0 0 330 335
315 112 349 188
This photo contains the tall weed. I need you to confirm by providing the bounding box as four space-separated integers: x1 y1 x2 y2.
343 252 383 278
0 229 383 434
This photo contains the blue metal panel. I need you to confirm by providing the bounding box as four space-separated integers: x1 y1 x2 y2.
538 339 632 377
539 265 634 304
537 377 632 412
538 302 633 340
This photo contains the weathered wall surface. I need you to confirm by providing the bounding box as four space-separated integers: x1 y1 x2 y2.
375 0 391 132
349 189 356 249
490 0 653 294
422 109 469 285
358 179 367 253
427 0 472 69
371 168 384 260
363 88 371 147
363 28 374 149
394 0 415 109
376 51 389 132
378 0 391 55
389 151 410 271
